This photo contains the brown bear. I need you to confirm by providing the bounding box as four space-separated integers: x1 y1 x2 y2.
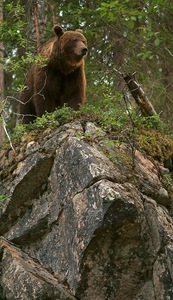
19 25 88 123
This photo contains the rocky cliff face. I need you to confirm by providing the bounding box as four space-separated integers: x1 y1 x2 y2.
0 122 173 300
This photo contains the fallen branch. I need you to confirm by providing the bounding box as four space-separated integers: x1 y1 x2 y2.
114 69 157 116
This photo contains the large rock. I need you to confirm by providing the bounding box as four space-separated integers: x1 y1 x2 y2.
0 122 173 299
0 237 75 300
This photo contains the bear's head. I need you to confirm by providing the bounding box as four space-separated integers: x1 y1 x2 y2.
53 25 88 67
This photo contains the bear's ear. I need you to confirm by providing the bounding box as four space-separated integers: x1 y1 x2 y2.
53 25 64 37
75 29 83 34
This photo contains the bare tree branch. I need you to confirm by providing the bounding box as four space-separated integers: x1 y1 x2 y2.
2 115 15 152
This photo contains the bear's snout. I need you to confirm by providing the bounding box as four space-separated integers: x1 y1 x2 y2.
74 40 88 57
82 47 88 56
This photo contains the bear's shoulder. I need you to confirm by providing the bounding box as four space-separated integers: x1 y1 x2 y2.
40 37 58 59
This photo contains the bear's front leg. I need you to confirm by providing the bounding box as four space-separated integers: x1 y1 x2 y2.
63 66 86 110
33 68 58 117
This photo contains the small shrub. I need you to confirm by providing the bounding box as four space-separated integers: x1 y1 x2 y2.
0 195 10 208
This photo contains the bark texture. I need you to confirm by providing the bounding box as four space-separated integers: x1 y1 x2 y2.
0 122 173 299
0 0 4 143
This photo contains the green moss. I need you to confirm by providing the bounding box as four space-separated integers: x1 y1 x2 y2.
136 128 173 163
10 105 79 143
4 99 173 169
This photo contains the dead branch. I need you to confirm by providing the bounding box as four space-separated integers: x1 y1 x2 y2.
114 69 157 116
2 115 15 152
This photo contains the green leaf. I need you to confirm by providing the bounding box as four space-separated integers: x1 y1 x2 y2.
130 16 137 21
154 38 161 46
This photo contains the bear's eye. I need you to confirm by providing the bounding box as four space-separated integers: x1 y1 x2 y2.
71 39 77 44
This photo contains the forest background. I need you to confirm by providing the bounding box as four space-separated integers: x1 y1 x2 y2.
0 0 173 138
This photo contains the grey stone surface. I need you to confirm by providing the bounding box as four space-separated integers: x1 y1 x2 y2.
0 237 75 300
0 122 173 299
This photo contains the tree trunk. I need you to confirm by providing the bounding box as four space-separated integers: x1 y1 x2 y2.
160 55 173 123
33 0 40 53
113 32 126 92
0 0 4 143
24 0 48 50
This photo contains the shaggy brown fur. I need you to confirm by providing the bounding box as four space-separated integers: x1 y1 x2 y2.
20 25 88 123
